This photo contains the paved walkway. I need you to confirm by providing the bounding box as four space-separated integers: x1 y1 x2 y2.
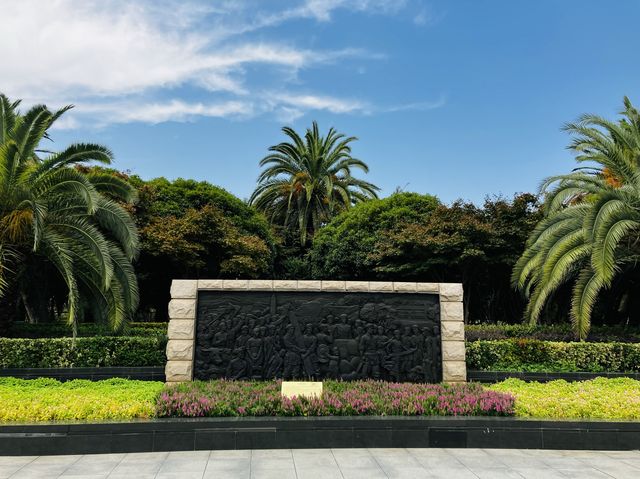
1 448 640 478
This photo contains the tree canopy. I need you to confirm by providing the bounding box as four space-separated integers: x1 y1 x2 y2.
126 176 276 320
0 94 139 333
250 122 379 245
513 97 640 339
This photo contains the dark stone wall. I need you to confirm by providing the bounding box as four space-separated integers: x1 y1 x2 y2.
194 291 442 382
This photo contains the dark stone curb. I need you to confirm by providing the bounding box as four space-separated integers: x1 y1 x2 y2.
468 370 640 383
0 367 165 382
2 416 640 455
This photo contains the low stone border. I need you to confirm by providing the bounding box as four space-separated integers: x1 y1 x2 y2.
166 280 466 384
469 370 640 383
0 367 165 382
2 416 639 455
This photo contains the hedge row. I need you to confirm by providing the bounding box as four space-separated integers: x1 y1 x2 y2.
467 339 640 372
465 324 640 343
5 322 168 338
0 337 167 368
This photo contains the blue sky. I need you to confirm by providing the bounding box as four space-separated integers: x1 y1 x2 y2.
4 0 640 203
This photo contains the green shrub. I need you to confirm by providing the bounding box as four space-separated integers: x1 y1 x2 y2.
0 377 163 422
5 322 167 338
465 324 640 343
490 377 640 420
466 339 640 372
0 337 167 368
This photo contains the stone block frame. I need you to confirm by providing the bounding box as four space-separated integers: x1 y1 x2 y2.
165 280 466 384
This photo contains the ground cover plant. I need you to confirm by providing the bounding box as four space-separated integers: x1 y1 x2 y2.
0 377 163 422
490 377 640 420
466 339 640 372
156 380 515 418
3 377 640 423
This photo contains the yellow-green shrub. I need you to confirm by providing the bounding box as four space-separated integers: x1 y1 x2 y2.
490 377 640 420
0 377 163 422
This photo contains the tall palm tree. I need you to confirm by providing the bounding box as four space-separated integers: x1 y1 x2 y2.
0 94 139 334
512 97 640 339
250 121 379 245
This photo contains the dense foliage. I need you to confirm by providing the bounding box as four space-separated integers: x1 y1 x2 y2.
4 321 166 338
157 380 514 417
490 377 640 420
126 176 275 320
0 377 162 422
308 192 440 278
467 339 640 372
251 122 379 245
0 95 139 333
514 98 640 339
310 193 541 323
466 324 640 342
0 337 166 368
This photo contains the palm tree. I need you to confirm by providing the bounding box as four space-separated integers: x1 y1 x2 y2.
0 94 139 334
250 122 379 244
512 97 640 339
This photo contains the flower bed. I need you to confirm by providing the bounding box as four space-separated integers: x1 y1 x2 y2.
490 377 640 420
0 377 163 422
156 380 515 418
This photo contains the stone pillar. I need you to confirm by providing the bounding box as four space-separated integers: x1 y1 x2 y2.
165 280 197 383
439 283 467 383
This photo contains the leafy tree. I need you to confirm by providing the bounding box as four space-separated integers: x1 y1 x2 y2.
0 94 139 333
513 98 640 339
127 176 275 320
310 193 540 323
250 122 379 245
373 195 540 322
308 192 440 279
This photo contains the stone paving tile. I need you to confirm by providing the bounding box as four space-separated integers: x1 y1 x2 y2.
5 448 640 478
510 467 567 479
339 468 388 479
250 470 297 479
471 467 525 479
296 466 343 479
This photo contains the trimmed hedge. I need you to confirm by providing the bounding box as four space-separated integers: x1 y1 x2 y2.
5 322 167 338
465 324 640 343
467 339 640 372
0 337 167 368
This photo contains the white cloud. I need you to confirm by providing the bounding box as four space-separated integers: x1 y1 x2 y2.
0 0 438 127
383 96 447 112
79 99 254 125
269 93 368 114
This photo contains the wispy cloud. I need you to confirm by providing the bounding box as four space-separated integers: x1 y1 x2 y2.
1 0 441 128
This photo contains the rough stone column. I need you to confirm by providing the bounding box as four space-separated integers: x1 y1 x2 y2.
165 280 197 383
439 283 467 383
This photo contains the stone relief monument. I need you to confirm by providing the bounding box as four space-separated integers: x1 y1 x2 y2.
165 280 466 384
194 291 442 382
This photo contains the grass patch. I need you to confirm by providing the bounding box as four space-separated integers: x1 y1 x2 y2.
490 377 640 420
0 377 163 422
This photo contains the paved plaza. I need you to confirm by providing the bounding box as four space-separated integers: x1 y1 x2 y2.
1 448 640 479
